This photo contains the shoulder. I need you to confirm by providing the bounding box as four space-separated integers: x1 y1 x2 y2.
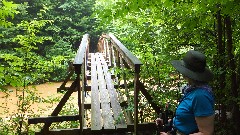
192 87 213 97
191 88 215 116
188 87 214 104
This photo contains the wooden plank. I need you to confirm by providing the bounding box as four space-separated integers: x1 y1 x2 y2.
99 54 127 130
28 115 79 124
91 53 102 131
96 53 115 130
81 52 87 128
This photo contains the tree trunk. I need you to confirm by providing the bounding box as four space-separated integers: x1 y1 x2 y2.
216 9 227 122
225 15 240 134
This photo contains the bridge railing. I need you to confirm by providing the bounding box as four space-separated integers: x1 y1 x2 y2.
73 33 90 132
98 33 142 134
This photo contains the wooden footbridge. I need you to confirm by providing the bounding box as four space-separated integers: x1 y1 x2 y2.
28 33 161 135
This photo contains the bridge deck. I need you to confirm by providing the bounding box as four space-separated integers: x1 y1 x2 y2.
91 53 127 132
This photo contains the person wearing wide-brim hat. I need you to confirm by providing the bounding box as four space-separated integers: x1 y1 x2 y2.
160 50 215 135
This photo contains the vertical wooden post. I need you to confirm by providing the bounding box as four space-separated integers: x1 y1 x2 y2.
109 40 113 68
82 56 86 128
76 65 83 132
115 49 121 86
76 74 81 131
114 47 119 67
134 65 140 135
106 39 109 62
104 39 107 58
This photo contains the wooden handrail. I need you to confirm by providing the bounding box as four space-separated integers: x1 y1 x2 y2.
98 33 142 135
74 34 89 67
101 33 142 69
109 33 142 66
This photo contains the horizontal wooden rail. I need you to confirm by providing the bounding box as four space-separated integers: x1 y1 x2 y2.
35 123 156 135
28 115 79 124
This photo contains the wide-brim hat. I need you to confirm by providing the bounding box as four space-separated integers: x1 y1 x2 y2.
171 50 213 82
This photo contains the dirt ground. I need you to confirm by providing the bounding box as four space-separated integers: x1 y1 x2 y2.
0 82 78 118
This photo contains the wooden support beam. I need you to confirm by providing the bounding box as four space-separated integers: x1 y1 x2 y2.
85 86 91 91
40 80 77 133
127 122 156 132
35 128 81 135
84 103 91 109
138 80 161 114
58 70 74 92
35 123 156 135
87 66 91 70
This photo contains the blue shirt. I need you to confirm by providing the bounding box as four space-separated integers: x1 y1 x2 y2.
173 85 215 134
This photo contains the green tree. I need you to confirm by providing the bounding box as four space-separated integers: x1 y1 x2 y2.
94 0 240 134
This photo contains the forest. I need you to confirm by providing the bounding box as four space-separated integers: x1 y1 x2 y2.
1 0 240 134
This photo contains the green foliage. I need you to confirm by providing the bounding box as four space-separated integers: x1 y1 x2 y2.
0 0 101 133
14 20 52 47
94 0 240 133
0 0 19 28
1 0 102 82
1 19 53 87
45 39 74 58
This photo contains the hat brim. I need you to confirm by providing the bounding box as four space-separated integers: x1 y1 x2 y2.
171 60 213 82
